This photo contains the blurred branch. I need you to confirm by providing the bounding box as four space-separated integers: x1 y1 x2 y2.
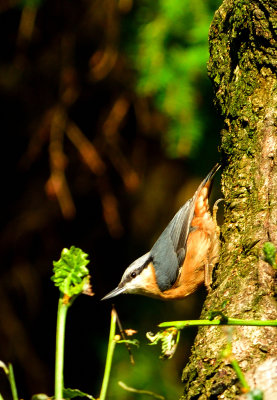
17 4 38 46
46 106 76 219
89 48 118 81
19 110 53 169
89 0 119 81
4 0 141 234
103 96 140 192
66 118 125 236
66 122 106 176
103 96 129 140
98 177 123 237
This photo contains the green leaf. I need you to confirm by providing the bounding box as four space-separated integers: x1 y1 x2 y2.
146 328 180 359
51 246 92 297
247 389 263 400
31 394 51 400
263 242 277 269
63 388 96 400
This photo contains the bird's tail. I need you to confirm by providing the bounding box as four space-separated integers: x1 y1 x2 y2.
193 163 221 218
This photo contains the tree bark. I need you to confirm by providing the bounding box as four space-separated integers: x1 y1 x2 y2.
182 0 277 399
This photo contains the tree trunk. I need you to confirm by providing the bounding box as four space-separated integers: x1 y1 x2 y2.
182 0 277 399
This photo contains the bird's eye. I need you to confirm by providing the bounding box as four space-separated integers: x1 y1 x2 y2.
131 271 137 278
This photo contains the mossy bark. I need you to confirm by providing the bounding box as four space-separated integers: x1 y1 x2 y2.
182 0 277 399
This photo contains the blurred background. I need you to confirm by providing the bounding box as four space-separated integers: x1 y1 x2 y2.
0 0 222 398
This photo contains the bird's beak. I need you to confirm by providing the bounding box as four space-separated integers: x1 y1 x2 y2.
101 286 126 300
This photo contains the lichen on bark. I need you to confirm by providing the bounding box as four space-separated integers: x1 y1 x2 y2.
182 0 277 399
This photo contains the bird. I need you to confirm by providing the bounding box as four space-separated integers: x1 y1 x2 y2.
102 164 221 301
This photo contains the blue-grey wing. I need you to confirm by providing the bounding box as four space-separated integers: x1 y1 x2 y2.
150 198 194 291
169 199 194 255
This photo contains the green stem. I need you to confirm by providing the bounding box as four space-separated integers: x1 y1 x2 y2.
230 359 249 391
99 308 117 400
8 363 18 400
159 318 277 329
55 296 69 400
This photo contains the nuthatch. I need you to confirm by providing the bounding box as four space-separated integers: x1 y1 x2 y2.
102 164 221 301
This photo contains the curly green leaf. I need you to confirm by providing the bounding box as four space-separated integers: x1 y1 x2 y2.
146 328 180 359
51 246 92 297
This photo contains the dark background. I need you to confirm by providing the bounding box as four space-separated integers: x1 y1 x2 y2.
0 0 222 399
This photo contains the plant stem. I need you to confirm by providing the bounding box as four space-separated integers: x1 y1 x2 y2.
230 358 250 391
159 318 277 329
55 296 69 400
99 308 117 400
8 363 18 400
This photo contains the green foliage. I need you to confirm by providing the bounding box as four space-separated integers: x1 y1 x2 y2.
247 389 263 400
63 388 95 400
146 328 180 359
125 0 221 157
52 246 91 297
263 242 277 269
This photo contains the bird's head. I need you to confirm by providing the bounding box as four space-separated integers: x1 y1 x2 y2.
101 252 153 300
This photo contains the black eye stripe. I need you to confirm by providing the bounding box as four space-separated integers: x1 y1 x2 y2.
122 256 152 285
